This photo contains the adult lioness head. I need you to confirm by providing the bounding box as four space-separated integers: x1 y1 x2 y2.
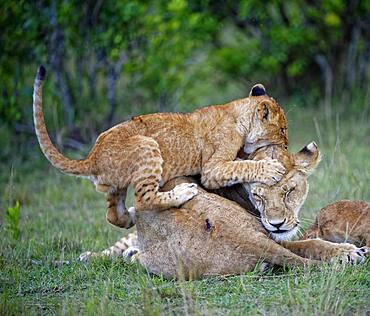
246 142 321 241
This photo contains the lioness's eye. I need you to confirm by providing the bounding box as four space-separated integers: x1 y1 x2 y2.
252 193 261 201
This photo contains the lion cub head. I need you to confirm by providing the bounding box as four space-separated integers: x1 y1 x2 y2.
242 84 288 154
246 142 321 241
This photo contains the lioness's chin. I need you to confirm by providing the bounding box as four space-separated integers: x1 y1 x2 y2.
269 226 299 242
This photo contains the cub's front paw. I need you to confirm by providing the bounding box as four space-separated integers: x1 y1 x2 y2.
173 183 198 205
257 159 286 186
333 244 369 264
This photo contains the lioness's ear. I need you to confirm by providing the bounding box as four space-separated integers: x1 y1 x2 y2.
294 142 321 175
249 83 266 97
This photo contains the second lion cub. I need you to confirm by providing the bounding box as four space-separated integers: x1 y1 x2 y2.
33 66 287 228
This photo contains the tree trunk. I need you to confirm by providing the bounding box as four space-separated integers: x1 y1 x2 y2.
88 54 98 101
106 65 118 126
314 54 333 116
104 51 127 127
346 26 360 90
48 2 75 129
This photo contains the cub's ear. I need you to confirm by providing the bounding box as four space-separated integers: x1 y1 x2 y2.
294 142 321 175
249 83 266 97
256 100 271 121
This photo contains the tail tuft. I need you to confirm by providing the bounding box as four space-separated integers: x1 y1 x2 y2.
37 65 46 80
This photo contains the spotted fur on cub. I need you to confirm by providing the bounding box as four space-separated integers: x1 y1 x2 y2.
33 66 287 228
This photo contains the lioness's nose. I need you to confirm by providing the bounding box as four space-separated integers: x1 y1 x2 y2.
268 219 286 229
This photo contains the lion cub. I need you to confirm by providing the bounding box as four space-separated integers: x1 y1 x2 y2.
303 200 370 247
33 66 287 228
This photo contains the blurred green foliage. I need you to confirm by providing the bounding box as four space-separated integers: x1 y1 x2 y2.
5 201 21 240
0 0 369 160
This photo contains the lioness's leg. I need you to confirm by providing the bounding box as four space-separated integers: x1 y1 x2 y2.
250 237 320 268
130 136 198 212
280 239 369 263
79 232 139 261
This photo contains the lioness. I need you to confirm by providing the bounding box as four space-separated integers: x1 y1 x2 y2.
33 66 287 229
303 200 370 247
80 143 368 279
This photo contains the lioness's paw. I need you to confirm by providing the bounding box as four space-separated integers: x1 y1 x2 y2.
173 183 198 205
333 244 369 264
258 159 286 186
122 246 140 262
78 251 98 262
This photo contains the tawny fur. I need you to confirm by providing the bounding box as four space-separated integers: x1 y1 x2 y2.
80 144 368 279
33 66 287 228
303 200 370 247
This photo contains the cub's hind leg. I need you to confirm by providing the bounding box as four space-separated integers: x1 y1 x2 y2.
130 136 198 212
98 135 197 223
96 184 135 228
106 190 137 228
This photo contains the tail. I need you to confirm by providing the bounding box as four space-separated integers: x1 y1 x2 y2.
100 232 139 257
33 65 91 176
78 232 139 261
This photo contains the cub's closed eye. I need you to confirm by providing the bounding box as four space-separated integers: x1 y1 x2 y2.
252 193 265 210
285 187 295 196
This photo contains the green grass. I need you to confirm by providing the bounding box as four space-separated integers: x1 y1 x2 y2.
1 106 369 315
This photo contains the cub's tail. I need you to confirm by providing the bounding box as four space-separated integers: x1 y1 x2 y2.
33 65 91 176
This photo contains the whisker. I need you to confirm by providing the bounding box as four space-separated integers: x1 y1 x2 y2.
300 216 315 222
299 217 314 223
299 219 314 226
296 229 304 238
